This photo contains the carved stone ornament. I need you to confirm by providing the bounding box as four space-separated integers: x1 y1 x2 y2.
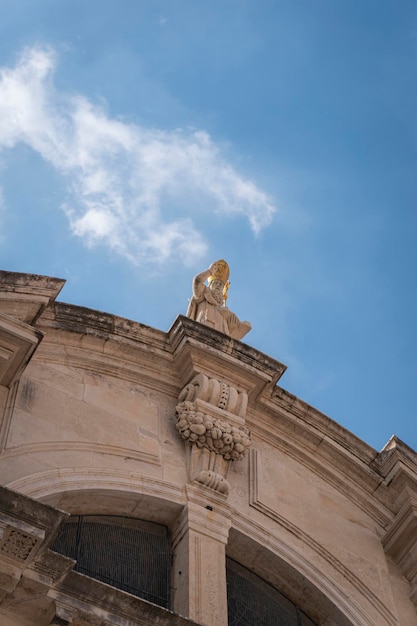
176 400 250 462
0 527 38 561
178 372 248 417
175 373 251 495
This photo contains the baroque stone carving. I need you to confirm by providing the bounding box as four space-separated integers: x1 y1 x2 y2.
175 373 251 496
0 528 37 561
176 400 250 462
178 372 247 417
193 469 230 495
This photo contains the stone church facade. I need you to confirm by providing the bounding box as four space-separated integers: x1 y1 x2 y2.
0 269 417 625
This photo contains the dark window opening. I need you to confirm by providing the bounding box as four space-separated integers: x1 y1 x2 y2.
51 515 171 609
227 558 317 626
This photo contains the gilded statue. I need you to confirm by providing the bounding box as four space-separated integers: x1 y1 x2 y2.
186 260 252 340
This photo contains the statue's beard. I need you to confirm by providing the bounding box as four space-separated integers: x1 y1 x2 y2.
209 288 224 305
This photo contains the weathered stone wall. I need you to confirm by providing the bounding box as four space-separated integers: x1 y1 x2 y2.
0 271 417 626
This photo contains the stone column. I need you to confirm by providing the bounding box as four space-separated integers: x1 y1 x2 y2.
172 484 232 626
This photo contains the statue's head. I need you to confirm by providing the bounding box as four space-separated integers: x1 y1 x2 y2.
208 260 229 285
208 260 230 306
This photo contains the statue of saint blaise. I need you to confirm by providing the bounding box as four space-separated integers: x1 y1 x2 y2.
186 260 252 340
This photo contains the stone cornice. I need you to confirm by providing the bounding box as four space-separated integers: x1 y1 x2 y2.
0 312 44 387
168 315 286 401
0 270 65 324
270 386 377 466
49 572 201 626
250 392 417 524
39 301 167 348
35 302 180 397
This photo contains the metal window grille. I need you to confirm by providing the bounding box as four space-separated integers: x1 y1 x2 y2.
52 515 171 609
227 558 317 626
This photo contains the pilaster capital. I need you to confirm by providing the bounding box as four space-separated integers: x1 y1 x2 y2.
172 484 233 549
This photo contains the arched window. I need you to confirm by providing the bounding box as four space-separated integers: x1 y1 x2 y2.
52 515 172 609
227 558 317 626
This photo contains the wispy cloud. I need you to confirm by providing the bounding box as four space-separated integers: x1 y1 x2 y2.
0 46 276 265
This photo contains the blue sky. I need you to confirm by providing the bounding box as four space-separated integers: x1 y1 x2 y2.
1 1 416 452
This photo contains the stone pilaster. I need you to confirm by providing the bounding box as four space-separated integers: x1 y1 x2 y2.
172 485 232 626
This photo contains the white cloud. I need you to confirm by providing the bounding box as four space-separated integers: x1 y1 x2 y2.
0 46 276 265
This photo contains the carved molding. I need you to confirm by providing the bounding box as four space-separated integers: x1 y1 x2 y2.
0 527 38 561
0 513 44 568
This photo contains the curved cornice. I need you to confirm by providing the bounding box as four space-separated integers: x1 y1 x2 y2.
1 441 162 466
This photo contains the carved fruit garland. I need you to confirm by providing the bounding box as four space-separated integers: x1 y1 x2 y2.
176 400 251 462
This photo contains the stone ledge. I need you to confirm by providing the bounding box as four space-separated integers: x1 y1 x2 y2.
50 572 201 626
0 270 65 325
0 312 43 387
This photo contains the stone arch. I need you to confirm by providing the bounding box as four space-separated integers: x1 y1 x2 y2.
226 524 392 626
7 468 186 527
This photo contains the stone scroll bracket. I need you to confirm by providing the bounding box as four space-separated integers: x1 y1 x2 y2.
175 374 251 496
